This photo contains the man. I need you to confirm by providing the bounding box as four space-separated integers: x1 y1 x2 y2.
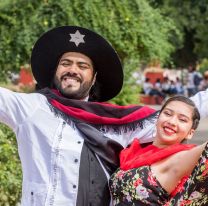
0 26 208 206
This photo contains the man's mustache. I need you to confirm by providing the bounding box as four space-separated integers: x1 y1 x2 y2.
60 72 81 82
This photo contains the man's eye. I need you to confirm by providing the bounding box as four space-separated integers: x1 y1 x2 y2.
61 62 70 66
59 61 70 67
79 65 89 70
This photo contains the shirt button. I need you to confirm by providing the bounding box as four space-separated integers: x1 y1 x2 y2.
91 180 94 184
90 157 94 161
73 185 76 189
74 159 78 163
77 141 81 144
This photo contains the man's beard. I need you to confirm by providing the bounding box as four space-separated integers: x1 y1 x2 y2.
53 76 93 100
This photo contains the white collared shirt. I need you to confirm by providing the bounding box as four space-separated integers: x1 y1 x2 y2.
0 87 208 206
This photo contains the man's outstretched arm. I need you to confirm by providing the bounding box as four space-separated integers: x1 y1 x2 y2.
190 89 208 118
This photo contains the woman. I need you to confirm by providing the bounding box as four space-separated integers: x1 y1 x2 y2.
109 95 208 205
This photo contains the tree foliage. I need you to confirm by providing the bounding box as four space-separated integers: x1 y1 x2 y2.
0 123 22 206
0 0 177 105
149 0 208 67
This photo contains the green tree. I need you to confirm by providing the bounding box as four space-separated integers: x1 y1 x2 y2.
0 0 177 104
149 0 208 67
0 124 22 206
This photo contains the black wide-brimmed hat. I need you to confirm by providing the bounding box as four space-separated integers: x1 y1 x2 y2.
31 26 123 102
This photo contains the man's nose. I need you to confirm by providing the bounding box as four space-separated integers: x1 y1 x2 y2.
68 63 79 74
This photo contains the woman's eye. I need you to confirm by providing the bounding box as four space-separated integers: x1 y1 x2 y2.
179 119 187 122
164 111 171 116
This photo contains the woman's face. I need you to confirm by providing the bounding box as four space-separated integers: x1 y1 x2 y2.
154 100 195 147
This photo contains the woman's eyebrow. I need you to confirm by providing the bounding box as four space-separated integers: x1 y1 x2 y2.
164 107 191 119
179 114 191 120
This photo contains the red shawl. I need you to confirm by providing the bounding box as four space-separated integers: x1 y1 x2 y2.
120 139 196 170
39 88 158 130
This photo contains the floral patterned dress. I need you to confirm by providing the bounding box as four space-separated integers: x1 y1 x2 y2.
109 143 208 206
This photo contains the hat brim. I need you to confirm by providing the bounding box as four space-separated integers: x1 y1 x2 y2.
31 26 123 102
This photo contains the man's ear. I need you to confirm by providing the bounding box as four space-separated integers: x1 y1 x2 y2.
185 128 195 140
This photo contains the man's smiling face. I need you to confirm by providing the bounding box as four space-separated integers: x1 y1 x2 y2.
54 52 96 100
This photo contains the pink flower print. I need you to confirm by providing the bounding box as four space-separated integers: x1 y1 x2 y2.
189 191 202 200
177 197 192 206
202 159 208 177
116 170 125 180
136 185 149 199
126 194 132 202
133 178 142 187
147 173 157 186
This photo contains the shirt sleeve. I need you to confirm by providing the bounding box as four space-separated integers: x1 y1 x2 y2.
190 88 208 118
128 120 156 144
111 119 156 148
0 87 42 130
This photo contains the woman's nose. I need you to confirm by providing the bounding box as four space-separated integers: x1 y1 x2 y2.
168 116 177 125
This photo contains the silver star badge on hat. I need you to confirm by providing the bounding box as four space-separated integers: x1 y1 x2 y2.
69 30 85 47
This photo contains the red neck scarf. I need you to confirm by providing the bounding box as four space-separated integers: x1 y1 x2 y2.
120 139 196 170
38 88 158 132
